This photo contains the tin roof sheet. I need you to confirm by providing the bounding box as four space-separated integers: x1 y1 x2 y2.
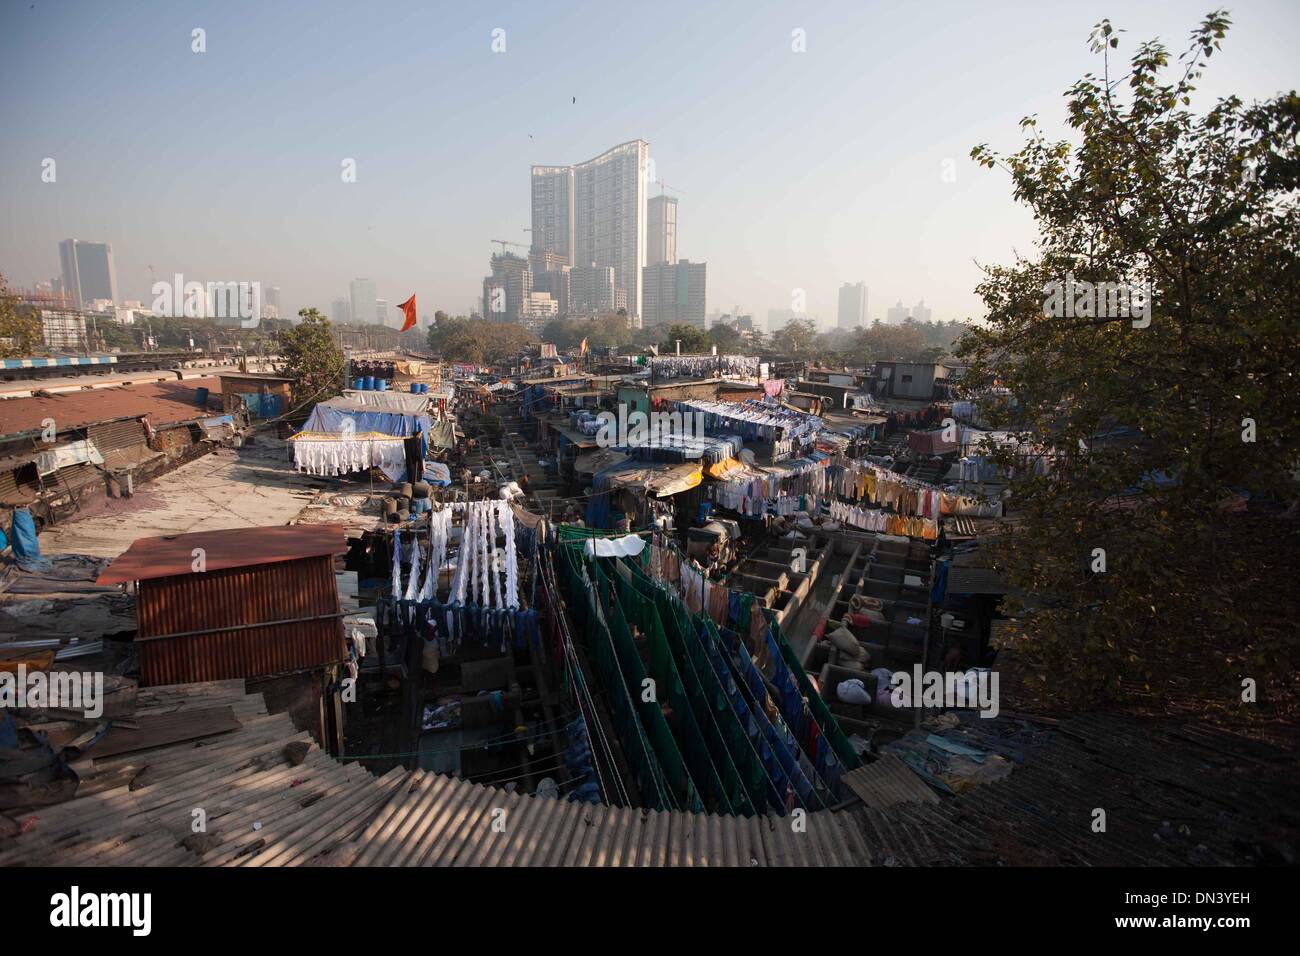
96 523 348 584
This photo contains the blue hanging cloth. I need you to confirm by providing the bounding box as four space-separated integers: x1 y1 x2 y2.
9 508 50 572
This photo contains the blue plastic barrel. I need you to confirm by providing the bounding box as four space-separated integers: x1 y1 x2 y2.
354 377 366 390
364 376 375 390
195 386 210 407
420 383 429 394
376 378 388 391
410 383 421 394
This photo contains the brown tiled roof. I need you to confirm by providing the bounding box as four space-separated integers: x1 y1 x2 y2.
0 378 220 435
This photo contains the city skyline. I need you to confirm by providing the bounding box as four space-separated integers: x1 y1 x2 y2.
2 0 1295 329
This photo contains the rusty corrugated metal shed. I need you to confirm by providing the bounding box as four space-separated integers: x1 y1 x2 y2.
135 554 345 684
97 524 347 584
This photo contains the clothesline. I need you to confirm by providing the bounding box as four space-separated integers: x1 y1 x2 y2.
650 354 760 380
828 501 940 540
674 398 824 445
831 460 1004 519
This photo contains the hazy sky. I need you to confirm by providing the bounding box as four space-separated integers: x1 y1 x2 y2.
1 0 1295 327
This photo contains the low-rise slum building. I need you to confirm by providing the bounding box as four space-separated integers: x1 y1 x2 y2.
0 378 240 526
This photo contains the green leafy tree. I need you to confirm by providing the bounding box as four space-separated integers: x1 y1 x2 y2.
438 320 537 364
541 317 581 351
426 313 469 352
593 312 633 349
849 321 931 363
0 275 44 358
960 12 1299 708
632 322 668 349
767 318 818 358
659 323 710 354
542 314 632 352
276 308 347 409
708 322 744 353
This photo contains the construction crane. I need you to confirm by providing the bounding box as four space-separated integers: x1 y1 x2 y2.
657 181 684 198
491 239 529 256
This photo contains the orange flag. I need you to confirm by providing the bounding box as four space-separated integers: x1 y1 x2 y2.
398 294 417 332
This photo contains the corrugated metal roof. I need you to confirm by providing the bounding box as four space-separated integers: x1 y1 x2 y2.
0 378 219 435
1 681 871 867
97 524 348 584
87 418 159 471
11 686 1290 867
332 771 873 867
136 555 345 684
0 680 395 867
841 754 940 810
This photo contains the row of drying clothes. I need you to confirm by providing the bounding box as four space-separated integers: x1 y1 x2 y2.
655 544 786 658
709 457 833 517
449 500 520 609
645 433 745 465
389 502 521 611
884 404 948 431
714 488 821 518
827 500 940 540
830 462 943 519
380 596 539 655
958 456 1000 482
649 354 760 380
383 503 531 653
291 434 408 481
830 461 1004 519
719 355 761 378
673 399 823 445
